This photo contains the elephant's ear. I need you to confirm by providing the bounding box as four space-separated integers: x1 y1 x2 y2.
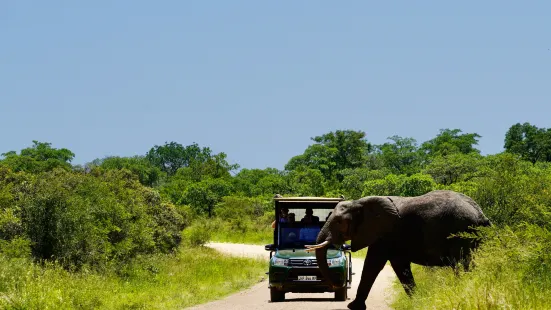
351 196 400 252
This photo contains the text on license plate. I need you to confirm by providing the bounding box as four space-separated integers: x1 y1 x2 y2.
298 275 317 281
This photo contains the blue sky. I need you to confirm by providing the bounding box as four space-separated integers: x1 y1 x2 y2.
2 1 550 170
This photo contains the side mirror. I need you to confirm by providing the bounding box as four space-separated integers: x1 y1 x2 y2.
265 244 276 258
342 244 351 251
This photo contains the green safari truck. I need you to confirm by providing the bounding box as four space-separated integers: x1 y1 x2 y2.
265 195 352 302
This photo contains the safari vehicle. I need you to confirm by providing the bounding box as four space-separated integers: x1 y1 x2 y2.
264 195 352 302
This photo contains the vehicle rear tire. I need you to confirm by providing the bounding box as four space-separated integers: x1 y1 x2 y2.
270 288 285 302
335 287 347 301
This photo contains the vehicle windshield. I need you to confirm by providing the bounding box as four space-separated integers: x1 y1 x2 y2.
277 206 334 249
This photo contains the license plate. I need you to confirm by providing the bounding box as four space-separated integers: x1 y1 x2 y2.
298 275 317 281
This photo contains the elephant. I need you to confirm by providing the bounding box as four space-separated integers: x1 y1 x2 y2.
305 190 491 310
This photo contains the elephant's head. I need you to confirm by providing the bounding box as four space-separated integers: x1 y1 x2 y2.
306 196 400 287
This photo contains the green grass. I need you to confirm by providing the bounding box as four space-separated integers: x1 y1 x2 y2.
206 217 273 245
391 225 551 310
0 247 267 309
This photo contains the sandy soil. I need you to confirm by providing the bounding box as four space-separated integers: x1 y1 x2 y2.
186 242 396 310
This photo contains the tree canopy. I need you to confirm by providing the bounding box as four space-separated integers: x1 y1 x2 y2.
420 128 481 157
1 141 75 173
504 122 551 163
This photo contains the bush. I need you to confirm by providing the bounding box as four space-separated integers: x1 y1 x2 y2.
446 153 551 228
0 167 186 270
363 174 405 196
0 237 32 259
363 173 435 197
398 173 436 196
182 220 212 247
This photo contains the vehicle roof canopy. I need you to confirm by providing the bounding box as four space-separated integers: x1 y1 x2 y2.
273 196 344 205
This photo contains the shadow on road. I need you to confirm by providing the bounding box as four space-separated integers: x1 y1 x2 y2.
271 297 348 303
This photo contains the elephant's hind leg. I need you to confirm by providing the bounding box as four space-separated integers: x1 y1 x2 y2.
389 259 416 296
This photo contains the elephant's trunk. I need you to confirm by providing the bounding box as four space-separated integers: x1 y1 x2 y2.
315 231 338 288
316 246 336 287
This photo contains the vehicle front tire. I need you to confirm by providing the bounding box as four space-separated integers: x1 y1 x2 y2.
335 287 347 301
270 288 285 302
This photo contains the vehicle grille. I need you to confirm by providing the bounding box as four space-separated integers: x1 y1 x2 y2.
289 259 318 267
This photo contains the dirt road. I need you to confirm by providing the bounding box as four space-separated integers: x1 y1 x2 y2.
187 242 396 310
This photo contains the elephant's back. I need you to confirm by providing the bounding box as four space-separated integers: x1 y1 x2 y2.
396 190 490 227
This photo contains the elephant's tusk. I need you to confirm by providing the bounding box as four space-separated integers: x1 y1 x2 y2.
304 241 330 252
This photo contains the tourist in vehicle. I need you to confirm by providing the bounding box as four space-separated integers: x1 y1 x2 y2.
301 207 319 224
287 212 296 225
271 207 289 228
283 213 300 243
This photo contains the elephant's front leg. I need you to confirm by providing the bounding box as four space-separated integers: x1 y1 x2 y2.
348 243 388 310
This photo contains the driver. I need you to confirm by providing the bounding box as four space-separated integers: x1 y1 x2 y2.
299 210 320 242
301 207 319 224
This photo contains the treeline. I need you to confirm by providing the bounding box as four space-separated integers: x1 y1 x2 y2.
2 121 551 274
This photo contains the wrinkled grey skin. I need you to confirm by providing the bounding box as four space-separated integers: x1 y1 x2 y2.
315 190 490 310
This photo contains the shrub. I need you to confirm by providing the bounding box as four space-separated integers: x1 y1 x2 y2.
0 167 186 270
182 220 212 247
363 173 435 197
363 174 405 196
398 173 436 196
0 237 32 259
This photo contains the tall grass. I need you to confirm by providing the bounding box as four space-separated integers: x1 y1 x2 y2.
0 246 266 309
207 217 273 245
392 225 551 310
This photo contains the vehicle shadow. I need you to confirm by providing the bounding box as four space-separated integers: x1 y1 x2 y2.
270 298 352 310
273 297 350 303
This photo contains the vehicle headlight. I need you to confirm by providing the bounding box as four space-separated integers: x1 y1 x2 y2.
327 256 345 266
272 258 289 266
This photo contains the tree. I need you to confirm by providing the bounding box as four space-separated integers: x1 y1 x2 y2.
420 129 481 158
338 168 389 199
146 142 238 177
181 178 233 217
232 168 290 197
423 153 483 185
311 130 373 171
285 144 338 179
362 174 405 196
287 167 325 197
285 130 372 181
177 152 239 182
504 122 551 164
1 141 75 173
90 155 163 187
375 136 422 175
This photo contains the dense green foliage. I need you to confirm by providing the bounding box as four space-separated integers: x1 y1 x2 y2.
0 166 187 270
2 121 551 308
